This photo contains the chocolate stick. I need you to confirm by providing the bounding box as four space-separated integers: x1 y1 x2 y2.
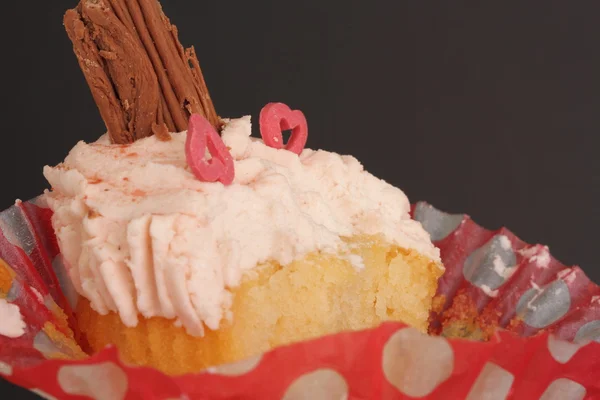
64 0 220 144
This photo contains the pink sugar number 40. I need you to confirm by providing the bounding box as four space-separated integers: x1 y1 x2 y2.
186 103 308 185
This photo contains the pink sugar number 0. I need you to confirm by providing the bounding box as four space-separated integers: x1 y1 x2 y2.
186 103 307 184
185 114 235 185
259 102 308 155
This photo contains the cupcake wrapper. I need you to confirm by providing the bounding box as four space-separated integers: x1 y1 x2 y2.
411 202 600 343
0 197 598 399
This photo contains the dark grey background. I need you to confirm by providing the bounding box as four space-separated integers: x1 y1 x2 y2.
2 1 599 398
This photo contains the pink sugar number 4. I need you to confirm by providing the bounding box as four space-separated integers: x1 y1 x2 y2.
185 114 235 185
259 102 308 155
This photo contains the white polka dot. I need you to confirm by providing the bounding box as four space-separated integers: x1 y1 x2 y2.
382 327 454 397
282 369 348 400
466 362 514 400
547 335 584 364
0 361 12 376
58 362 128 400
30 389 58 400
539 378 586 400
210 354 262 376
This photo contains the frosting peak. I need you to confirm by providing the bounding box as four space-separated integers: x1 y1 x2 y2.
43 117 441 336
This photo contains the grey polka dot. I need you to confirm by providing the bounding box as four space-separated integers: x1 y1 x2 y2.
34 330 81 360
33 331 62 358
539 378 586 400
516 280 571 329
413 202 463 242
0 205 34 255
29 196 47 208
574 320 600 344
6 279 20 302
52 255 78 309
463 235 516 291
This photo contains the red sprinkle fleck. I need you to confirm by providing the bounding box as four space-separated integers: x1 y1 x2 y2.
131 189 146 197
88 177 102 184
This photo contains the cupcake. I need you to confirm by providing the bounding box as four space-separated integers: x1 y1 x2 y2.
2 3 599 397
43 0 444 375
43 113 443 375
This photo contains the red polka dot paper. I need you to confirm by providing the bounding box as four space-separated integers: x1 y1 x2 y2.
0 197 599 399
412 202 600 343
